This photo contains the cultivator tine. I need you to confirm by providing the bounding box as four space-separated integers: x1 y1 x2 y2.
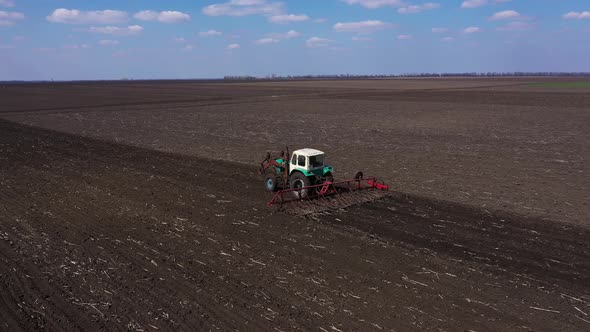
268 177 390 216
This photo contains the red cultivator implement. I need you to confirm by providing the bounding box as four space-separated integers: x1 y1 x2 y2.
259 147 390 215
268 176 390 215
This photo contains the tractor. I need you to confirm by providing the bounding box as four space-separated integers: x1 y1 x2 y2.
259 147 335 198
259 147 389 214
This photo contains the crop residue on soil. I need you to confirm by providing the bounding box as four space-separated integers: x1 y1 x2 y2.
0 79 589 331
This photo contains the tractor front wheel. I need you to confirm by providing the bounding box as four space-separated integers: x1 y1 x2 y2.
290 172 311 198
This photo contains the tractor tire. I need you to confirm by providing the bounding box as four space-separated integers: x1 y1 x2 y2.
324 172 334 183
265 174 278 192
354 171 364 180
290 172 311 198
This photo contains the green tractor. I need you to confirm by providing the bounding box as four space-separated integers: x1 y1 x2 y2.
259 147 334 198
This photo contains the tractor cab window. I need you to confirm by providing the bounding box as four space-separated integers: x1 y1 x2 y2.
291 154 297 165
309 155 324 168
298 155 306 167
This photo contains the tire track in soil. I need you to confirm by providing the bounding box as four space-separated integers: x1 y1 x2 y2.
1 119 590 331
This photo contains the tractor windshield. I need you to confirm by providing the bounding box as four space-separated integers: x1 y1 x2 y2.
309 155 324 168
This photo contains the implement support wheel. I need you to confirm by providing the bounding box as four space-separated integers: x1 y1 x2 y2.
265 174 278 192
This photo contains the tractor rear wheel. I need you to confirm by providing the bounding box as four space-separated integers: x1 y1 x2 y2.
290 172 311 198
265 174 278 192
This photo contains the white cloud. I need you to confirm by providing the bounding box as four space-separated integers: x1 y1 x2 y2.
314 18 328 23
461 0 487 8
306 36 332 48
563 11 590 20
182 45 195 51
203 0 283 17
254 38 277 45
463 26 481 33
0 0 15 8
489 10 520 21
133 10 157 21
397 34 412 40
268 14 309 24
98 39 120 46
90 25 144 36
333 20 394 34
134 11 190 23
230 0 266 4
226 43 240 49
173 37 186 43
398 3 440 14
0 44 15 49
461 0 511 8
273 30 299 38
47 9 127 24
342 0 404 9
231 0 266 4
432 27 448 33
157 11 190 23
0 10 23 26
352 36 372 41
199 30 223 37
497 21 533 31
441 37 455 42
255 30 299 44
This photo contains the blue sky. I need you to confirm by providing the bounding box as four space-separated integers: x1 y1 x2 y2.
0 0 588 80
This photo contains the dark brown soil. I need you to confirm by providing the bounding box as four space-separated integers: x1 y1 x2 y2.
1 79 589 331
2 79 588 225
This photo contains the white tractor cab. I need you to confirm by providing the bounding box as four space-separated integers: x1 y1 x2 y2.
290 148 333 178
287 148 334 195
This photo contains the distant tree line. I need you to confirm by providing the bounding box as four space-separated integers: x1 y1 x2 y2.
3 72 588 84
223 76 258 80
224 72 590 81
